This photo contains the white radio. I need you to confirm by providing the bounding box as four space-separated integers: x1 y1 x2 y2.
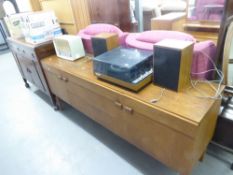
53 35 85 61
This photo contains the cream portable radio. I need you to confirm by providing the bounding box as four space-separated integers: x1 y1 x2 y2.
53 35 85 61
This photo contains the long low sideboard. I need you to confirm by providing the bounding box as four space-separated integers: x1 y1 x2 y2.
41 55 223 175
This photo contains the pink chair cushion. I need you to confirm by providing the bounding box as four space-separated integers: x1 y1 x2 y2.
126 33 154 50
83 23 123 35
192 40 217 79
78 23 128 53
126 32 217 80
136 30 196 44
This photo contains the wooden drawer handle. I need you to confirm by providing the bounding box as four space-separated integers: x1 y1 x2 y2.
123 106 134 114
62 77 69 82
114 101 122 109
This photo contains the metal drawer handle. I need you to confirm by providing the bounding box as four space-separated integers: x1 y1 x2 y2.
114 101 122 109
123 106 134 114
57 75 62 80
62 77 69 82
26 68 31 73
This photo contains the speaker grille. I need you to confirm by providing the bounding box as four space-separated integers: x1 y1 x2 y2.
153 47 181 91
91 38 107 57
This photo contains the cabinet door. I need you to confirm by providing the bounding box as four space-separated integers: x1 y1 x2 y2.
43 67 70 103
119 103 195 173
17 54 45 91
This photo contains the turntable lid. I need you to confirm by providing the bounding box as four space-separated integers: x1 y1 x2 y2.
93 47 153 68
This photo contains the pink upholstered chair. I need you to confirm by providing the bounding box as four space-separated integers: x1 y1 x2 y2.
126 30 217 79
193 0 225 21
78 23 128 53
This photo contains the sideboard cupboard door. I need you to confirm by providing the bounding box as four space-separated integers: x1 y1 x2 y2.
17 54 45 91
120 102 195 175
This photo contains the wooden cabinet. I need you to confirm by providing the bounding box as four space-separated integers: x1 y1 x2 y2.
87 0 131 31
151 12 186 31
8 37 56 107
30 0 90 34
30 0 132 32
41 55 223 175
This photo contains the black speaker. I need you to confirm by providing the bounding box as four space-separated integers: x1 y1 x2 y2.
153 39 194 92
91 33 119 57
92 38 107 57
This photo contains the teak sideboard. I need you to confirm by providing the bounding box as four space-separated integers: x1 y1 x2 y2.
41 55 223 175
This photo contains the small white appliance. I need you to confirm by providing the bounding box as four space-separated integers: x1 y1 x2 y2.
53 35 85 61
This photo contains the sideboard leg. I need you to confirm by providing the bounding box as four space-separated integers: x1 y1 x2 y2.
55 96 63 111
23 78 30 88
49 94 58 111
180 172 190 175
180 169 192 175
199 151 205 162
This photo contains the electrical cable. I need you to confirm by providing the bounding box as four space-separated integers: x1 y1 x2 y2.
190 50 224 100
150 88 165 103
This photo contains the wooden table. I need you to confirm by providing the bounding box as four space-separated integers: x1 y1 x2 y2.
183 23 220 44
41 55 223 175
151 12 186 31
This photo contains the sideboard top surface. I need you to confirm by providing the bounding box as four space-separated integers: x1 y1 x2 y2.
7 37 53 49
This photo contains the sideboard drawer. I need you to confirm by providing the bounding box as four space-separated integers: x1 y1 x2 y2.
35 43 55 59
9 43 36 61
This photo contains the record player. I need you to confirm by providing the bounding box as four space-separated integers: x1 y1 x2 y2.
93 47 153 91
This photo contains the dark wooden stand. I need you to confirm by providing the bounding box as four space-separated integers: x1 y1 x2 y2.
213 86 233 170
7 38 58 109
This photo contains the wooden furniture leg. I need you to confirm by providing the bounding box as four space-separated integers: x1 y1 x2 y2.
23 78 30 88
180 170 192 175
54 96 63 111
199 151 205 162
